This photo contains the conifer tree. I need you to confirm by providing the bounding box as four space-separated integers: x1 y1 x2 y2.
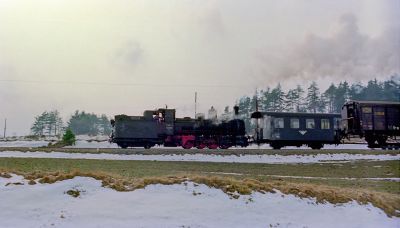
294 85 305 112
270 84 285 112
306 81 321 113
31 111 63 136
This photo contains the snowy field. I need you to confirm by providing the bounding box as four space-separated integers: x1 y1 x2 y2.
0 151 398 163
65 140 119 148
67 141 372 150
0 174 398 228
0 140 118 148
0 140 50 148
0 140 374 150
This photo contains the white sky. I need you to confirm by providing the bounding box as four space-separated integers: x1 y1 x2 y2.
0 0 399 135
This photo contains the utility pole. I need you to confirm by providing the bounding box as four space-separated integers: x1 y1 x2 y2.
194 92 197 118
255 88 259 112
255 89 259 142
3 118 6 139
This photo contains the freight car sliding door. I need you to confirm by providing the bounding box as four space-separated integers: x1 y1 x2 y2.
387 107 400 131
361 107 373 130
373 107 386 130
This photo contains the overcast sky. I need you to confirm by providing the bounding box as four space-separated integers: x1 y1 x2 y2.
0 0 399 135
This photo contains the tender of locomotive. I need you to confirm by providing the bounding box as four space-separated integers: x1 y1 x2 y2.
110 106 248 149
341 100 400 148
251 111 341 149
110 108 175 149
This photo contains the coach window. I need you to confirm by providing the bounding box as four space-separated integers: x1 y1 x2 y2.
290 118 299 129
306 119 315 129
274 118 284 128
321 119 330 129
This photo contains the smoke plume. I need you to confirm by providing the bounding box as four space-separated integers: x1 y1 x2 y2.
256 14 400 83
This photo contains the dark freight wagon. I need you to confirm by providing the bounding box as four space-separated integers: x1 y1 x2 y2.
251 112 341 149
341 101 400 148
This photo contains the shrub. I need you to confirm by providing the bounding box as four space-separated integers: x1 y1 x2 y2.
62 129 76 146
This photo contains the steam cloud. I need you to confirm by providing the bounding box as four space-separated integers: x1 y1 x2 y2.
113 41 144 70
256 14 400 82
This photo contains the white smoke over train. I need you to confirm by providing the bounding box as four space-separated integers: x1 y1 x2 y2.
255 13 400 83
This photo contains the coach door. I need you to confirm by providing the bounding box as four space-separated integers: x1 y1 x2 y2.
263 116 272 140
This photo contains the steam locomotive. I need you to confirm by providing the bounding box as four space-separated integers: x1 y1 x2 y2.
110 106 248 149
110 100 400 149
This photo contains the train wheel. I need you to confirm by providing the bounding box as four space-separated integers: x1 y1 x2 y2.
377 136 387 147
144 144 151 149
219 144 230 149
207 144 218 149
365 135 376 148
310 143 323 150
270 142 282 150
118 143 128 149
196 143 206 149
366 140 376 148
183 141 194 149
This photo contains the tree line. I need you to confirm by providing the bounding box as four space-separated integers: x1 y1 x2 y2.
31 110 112 136
237 76 400 131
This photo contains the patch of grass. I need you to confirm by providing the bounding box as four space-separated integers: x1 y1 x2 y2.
66 189 80 198
0 158 398 192
5 182 24 186
0 172 12 178
46 141 69 148
0 157 399 217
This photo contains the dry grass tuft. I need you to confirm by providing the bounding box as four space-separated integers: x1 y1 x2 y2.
5 182 24 186
66 189 80 198
0 172 12 178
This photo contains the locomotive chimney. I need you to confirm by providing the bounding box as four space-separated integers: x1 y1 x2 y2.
234 106 239 116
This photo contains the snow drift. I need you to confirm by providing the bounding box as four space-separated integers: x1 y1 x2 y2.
0 174 398 228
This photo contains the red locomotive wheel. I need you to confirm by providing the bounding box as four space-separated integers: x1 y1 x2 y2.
182 141 194 149
207 144 218 149
196 144 206 149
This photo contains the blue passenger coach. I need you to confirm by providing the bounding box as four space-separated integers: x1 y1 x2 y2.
251 112 341 149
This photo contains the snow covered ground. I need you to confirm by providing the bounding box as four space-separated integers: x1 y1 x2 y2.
0 140 117 148
0 140 49 148
65 140 119 148
0 139 374 150
0 174 398 228
240 143 372 150
66 141 371 150
0 151 398 163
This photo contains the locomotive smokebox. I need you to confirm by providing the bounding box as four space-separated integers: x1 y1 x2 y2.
234 106 239 115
